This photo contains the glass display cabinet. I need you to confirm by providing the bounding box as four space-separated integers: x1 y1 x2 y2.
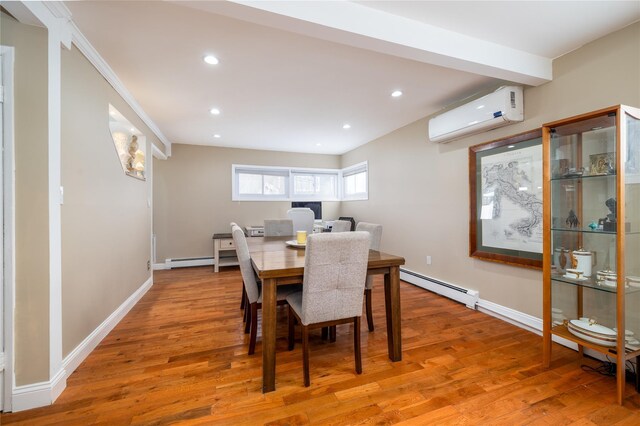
542 105 640 404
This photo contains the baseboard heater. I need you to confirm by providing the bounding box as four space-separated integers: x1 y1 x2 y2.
158 256 214 270
400 268 479 309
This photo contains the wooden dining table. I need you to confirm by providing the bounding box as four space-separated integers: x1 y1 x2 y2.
248 236 406 393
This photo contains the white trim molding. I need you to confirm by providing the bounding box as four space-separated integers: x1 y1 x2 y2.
12 368 66 413
64 6 172 155
476 298 542 335
11 276 153 412
1 44 16 412
62 276 153 377
405 273 612 364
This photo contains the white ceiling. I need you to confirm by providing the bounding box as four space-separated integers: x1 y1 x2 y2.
64 1 640 155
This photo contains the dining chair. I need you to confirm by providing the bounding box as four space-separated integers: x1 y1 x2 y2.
355 222 383 332
230 222 247 311
231 224 295 355
286 231 370 387
287 208 315 234
331 220 352 233
264 219 294 237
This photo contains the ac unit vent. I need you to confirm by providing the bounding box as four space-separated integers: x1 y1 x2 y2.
428 86 524 143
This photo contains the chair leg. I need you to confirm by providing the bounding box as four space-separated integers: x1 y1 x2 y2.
248 303 258 355
329 325 336 343
321 327 329 341
302 325 310 387
365 288 374 332
240 284 246 310
354 317 362 374
288 306 295 351
244 295 251 334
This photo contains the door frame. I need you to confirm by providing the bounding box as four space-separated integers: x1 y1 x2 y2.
1 45 16 412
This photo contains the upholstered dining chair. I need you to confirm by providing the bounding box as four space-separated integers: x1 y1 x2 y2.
229 222 247 311
287 208 315 234
331 220 352 233
286 231 370 387
355 222 383 332
231 224 295 355
264 219 294 237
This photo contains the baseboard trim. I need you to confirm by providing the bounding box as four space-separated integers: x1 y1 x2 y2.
62 276 153 376
476 297 611 361
10 276 153 412
476 298 542 335
153 263 167 270
12 368 66 412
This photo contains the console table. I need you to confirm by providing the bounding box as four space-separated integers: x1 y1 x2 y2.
212 233 239 272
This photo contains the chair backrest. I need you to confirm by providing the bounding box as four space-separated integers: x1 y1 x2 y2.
338 216 355 231
355 222 382 250
287 208 315 234
331 220 352 233
231 225 260 304
300 232 370 325
264 219 294 237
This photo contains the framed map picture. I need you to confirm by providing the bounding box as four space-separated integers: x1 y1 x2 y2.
469 129 543 269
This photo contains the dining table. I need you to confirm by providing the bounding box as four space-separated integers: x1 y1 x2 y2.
248 235 406 393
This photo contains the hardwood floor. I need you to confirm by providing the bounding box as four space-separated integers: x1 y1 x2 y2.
3 266 639 425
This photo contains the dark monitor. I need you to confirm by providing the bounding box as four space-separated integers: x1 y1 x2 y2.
291 201 322 220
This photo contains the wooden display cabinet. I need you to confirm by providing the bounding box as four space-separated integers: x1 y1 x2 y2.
542 105 640 404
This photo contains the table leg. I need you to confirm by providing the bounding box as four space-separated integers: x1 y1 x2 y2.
262 278 277 392
384 265 402 361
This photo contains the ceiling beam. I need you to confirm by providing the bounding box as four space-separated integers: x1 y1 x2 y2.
181 0 552 86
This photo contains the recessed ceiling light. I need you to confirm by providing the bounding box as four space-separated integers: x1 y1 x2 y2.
203 55 219 65
210 108 221 115
316 143 322 146
476 105 485 109
391 90 403 97
343 123 351 129
507 145 515 148
214 134 221 138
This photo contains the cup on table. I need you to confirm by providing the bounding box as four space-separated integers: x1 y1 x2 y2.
296 231 307 245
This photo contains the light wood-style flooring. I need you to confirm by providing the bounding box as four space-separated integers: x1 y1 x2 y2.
3 266 640 425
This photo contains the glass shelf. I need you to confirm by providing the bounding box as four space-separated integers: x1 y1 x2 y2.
551 227 640 235
551 173 616 182
551 275 640 294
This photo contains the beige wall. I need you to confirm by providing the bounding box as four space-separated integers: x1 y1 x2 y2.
153 144 340 261
340 22 640 318
61 45 160 357
1 13 51 385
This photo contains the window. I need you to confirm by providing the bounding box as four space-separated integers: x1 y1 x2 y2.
231 162 367 201
233 166 289 200
291 171 338 200
342 161 368 200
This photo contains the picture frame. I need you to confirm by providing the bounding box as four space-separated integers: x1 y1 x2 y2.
469 129 543 269
589 152 615 176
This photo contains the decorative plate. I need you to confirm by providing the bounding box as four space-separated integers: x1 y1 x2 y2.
568 319 616 339
285 240 306 248
568 327 617 347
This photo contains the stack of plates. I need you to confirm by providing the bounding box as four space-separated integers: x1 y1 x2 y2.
627 276 640 288
567 319 617 347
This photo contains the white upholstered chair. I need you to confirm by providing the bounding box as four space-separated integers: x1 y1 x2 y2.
286 231 370 386
331 220 352 233
355 222 383 332
264 219 294 237
286 208 315 234
231 224 295 355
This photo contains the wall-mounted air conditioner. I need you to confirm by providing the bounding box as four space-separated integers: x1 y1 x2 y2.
428 86 524 143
